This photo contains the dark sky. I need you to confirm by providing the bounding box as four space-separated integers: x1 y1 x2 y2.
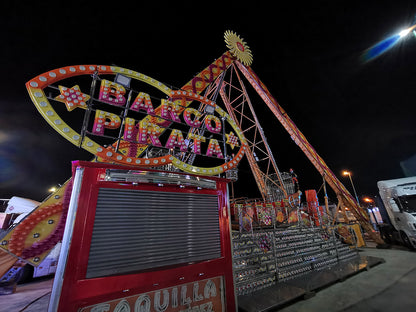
1 1 416 203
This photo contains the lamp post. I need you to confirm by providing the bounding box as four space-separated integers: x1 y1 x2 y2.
363 196 379 229
342 170 360 205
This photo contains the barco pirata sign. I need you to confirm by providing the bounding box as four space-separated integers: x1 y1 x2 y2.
26 65 247 175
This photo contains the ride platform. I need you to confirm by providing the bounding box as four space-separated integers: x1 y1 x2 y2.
238 254 384 312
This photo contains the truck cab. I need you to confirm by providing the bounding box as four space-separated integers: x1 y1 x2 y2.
378 177 416 249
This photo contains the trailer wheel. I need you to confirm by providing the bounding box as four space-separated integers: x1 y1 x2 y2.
379 227 392 244
400 232 414 250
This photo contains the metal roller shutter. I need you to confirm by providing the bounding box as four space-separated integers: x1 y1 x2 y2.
86 188 221 278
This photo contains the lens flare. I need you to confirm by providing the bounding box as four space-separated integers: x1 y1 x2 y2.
399 28 411 37
362 24 416 62
362 34 401 61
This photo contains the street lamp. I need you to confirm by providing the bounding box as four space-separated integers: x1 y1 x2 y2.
363 23 416 62
363 196 379 228
363 197 373 204
342 170 360 204
48 186 57 193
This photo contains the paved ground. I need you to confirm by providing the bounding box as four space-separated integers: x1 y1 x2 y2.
279 246 416 312
0 276 53 312
1 245 415 311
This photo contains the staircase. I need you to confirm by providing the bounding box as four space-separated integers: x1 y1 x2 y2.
232 225 359 296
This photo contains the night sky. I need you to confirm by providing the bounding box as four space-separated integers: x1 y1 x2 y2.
1 1 416 203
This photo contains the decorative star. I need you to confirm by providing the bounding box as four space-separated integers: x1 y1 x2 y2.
225 131 239 149
54 85 90 111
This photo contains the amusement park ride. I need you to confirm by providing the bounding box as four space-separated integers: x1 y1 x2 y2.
0 31 383 311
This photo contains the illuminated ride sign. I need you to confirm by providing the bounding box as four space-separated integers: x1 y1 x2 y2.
26 65 248 175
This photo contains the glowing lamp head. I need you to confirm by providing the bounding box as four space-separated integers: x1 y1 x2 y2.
48 187 57 193
342 170 351 176
399 28 411 38
399 24 416 38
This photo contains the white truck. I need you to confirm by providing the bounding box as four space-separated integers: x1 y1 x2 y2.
0 197 61 283
377 177 416 249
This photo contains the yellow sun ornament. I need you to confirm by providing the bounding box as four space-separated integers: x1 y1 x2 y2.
224 30 253 66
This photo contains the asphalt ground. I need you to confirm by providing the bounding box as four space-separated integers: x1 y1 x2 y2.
1 244 415 312
278 245 416 312
0 275 53 312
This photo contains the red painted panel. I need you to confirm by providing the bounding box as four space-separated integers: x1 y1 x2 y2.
53 162 235 311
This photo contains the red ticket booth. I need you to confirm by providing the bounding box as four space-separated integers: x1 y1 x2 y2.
48 161 236 311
